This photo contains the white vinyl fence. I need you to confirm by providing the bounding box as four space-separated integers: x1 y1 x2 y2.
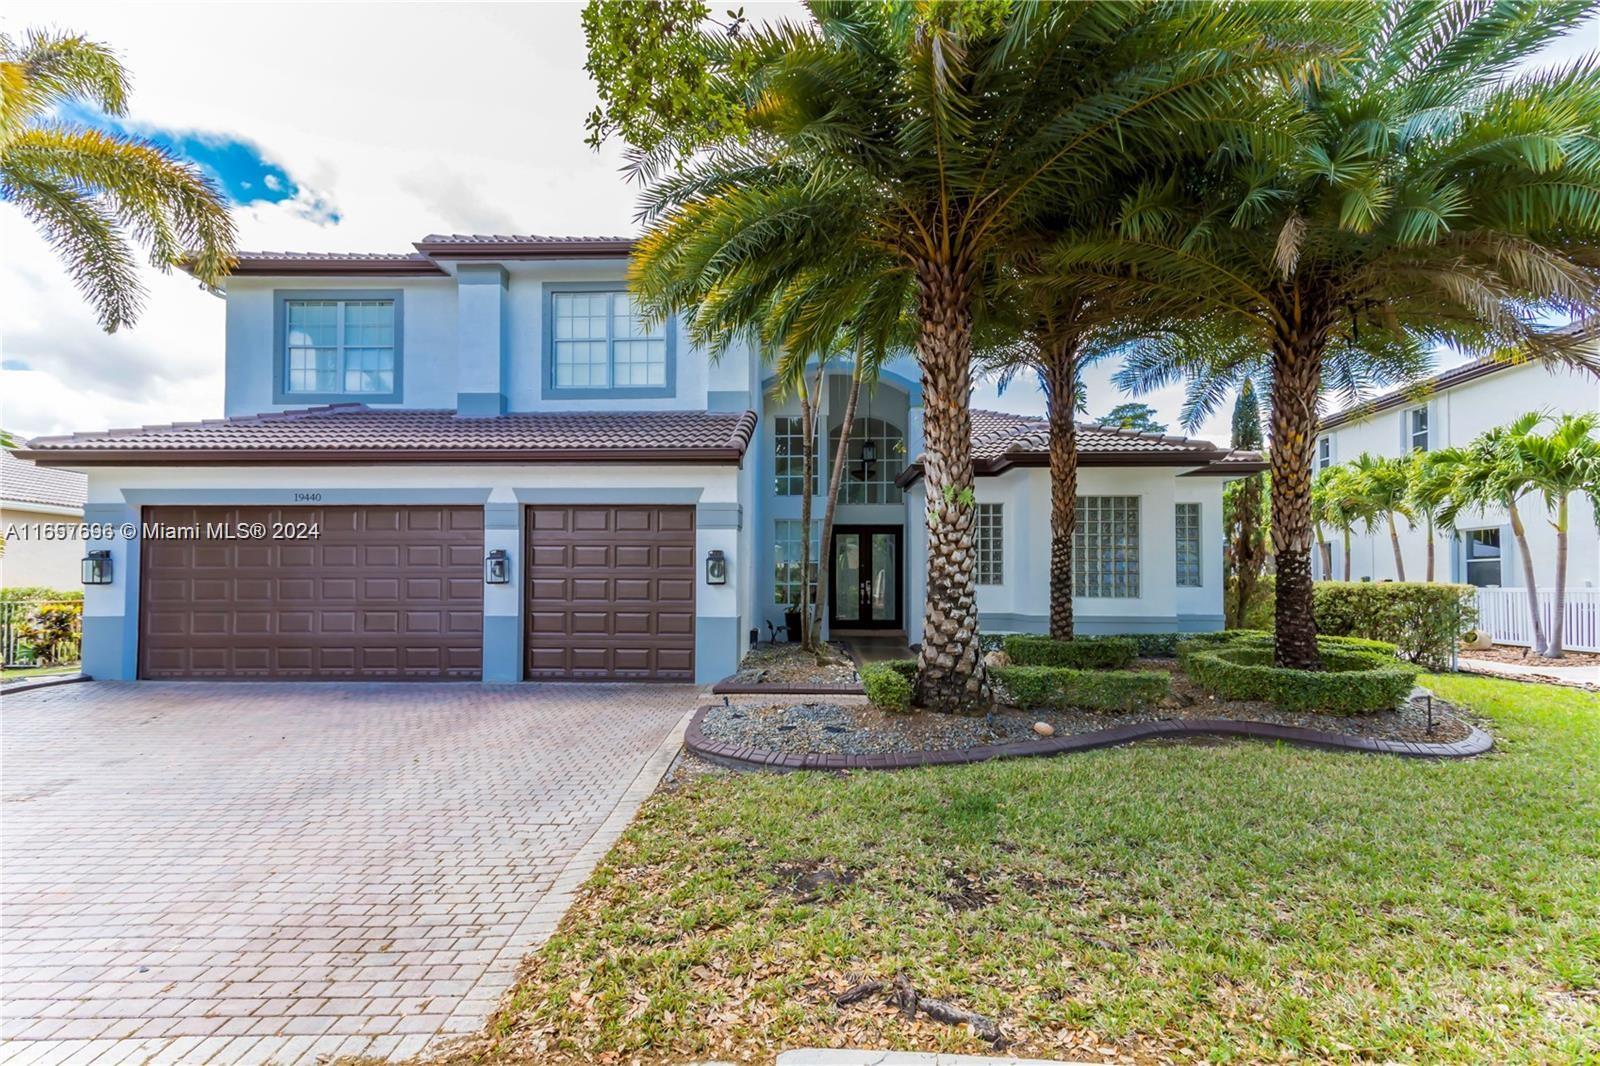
1475 587 1599 652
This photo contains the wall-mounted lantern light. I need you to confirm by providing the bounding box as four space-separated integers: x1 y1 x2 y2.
484 549 511 585
705 549 728 586
82 549 113 586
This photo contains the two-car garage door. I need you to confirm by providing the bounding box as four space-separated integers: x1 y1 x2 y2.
137 503 695 682
140 506 486 680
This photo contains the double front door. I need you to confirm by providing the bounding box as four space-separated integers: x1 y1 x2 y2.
829 525 902 629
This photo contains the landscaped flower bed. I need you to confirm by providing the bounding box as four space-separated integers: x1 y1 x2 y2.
1180 632 1421 713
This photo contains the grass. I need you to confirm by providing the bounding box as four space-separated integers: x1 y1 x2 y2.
459 675 1599 1064
0 663 78 682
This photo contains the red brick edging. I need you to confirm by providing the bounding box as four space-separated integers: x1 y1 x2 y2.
684 705 1493 771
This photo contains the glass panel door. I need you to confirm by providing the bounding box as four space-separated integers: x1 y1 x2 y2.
870 532 898 624
833 533 862 623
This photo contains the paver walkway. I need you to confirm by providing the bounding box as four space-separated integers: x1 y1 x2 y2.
0 681 695 1065
1458 656 1600 687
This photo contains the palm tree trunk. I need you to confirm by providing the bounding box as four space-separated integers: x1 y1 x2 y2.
1267 310 1329 669
811 357 864 650
913 258 990 714
1387 512 1405 581
1507 498 1547 656
1549 495 1569 657
1425 516 1435 582
1040 339 1078 641
796 367 823 651
1342 527 1352 582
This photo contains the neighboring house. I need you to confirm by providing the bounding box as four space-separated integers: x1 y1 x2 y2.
1316 357 1600 590
1 447 87 590
19 234 1261 684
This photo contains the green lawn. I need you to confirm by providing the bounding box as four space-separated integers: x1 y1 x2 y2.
0 663 78 682
466 675 1599 1064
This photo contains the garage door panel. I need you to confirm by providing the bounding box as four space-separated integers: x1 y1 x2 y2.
524 505 694 681
139 505 483 680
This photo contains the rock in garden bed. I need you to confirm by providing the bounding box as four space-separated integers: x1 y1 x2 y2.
729 641 859 686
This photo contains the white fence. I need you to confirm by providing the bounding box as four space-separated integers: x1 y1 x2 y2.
1475 587 1599 653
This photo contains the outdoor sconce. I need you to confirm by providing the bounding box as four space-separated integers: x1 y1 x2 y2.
82 550 113 586
705 549 728 586
484 549 511 585
855 438 878 481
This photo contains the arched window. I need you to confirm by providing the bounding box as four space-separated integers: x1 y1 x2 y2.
828 417 906 504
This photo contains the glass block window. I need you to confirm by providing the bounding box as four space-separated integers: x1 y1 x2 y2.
1074 496 1140 598
774 520 820 606
975 503 1003 585
1408 407 1429 452
773 416 814 496
551 290 666 390
1175 502 1201 588
285 298 395 395
830 417 906 504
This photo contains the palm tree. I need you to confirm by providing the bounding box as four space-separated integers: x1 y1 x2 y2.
1406 447 1465 581
1347 453 1415 580
1060 1 1600 668
1 29 235 331
1226 380 1268 625
1446 412 1551 654
632 2 1328 711
1518 411 1600 656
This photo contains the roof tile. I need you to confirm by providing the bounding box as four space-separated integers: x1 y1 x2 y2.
1 449 87 508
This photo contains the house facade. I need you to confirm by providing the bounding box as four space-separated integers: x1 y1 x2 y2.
1 449 87 591
1316 357 1600 591
20 235 1260 685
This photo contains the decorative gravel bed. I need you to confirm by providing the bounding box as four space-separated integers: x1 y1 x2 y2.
729 641 860 686
701 662 1475 758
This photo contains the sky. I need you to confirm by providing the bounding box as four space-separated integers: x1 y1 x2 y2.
3 2 1597 443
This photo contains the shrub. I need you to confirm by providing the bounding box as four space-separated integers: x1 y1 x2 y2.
1184 642 1420 714
15 601 83 665
861 659 915 712
992 665 1169 712
1226 572 1276 630
977 633 1008 654
1313 582 1476 670
1177 630 1398 667
1003 634 1138 670
1123 632 1183 657
0 586 83 602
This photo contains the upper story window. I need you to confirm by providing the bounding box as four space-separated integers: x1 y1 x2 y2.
1175 502 1202 588
773 416 815 496
275 292 401 403
1464 528 1502 587
1317 435 1333 469
830 417 905 504
975 503 1003 585
544 286 674 397
1075 495 1140 598
1407 407 1429 452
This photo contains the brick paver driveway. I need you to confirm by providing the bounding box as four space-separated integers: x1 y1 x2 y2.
1 681 696 1065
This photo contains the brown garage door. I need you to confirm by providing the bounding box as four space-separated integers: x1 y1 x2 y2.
140 505 483 680
525 505 695 681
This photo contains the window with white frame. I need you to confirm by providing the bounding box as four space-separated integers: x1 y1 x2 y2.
830 417 906 504
773 520 820 606
1317 435 1333 470
1175 502 1202 588
284 298 396 395
773 416 815 496
550 290 667 390
1407 407 1429 452
975 503 1003 585
1074 496 1140 598
1464 528 1502 587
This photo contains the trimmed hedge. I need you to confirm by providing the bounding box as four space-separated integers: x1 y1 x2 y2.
861 659 916 712
1003 634 1138 670
1125 632 1183 658
1314 582 1476 670
1177 630 1399 667
992 665 1169 712
1183 642 1419 714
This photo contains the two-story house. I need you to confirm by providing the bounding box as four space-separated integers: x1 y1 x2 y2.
20 234 1261 685
1315 357 1599 592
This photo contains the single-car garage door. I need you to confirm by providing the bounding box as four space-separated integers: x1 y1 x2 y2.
140 505 484 680
525 505 695 681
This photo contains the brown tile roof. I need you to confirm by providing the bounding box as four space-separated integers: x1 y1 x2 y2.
18 405 758 466
1 448 87 509
412 234 634 259
225 251 448 277
899 410 1263 485
209 236 639 277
